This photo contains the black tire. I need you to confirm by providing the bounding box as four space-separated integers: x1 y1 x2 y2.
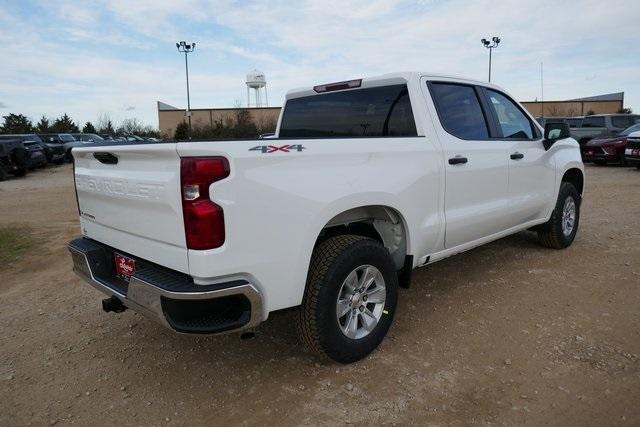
0 163 8 181
297 235 398 363
65 150 74 163
537 182 580 249
619 153 627 167
12 167 27 177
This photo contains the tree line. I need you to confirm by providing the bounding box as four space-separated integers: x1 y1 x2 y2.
0 113 160 137
174 109 277 140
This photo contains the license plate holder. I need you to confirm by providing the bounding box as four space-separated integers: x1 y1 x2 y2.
114 253 136 281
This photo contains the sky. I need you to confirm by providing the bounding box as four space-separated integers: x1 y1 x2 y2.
1 0 639 129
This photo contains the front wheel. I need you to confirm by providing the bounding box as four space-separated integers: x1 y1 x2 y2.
537 182 581 249
297 235 398 363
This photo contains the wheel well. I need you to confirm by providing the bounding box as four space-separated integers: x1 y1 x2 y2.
316 206 408 270
562 168 584 196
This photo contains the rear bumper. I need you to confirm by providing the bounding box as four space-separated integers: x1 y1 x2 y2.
68 237 263 334
27 151 47 167
625 156 640 166
583 152 617 163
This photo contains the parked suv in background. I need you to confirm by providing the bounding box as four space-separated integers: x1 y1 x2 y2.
0 139 28 180
537 117 583 129
0 134 66 164
583 123 640 165
570 114 640 152
39 133 81 162
625 131 640 169
0 135 47 169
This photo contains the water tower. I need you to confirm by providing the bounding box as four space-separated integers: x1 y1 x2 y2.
246 69 268 108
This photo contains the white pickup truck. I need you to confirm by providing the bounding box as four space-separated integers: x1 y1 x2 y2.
68 72 584 363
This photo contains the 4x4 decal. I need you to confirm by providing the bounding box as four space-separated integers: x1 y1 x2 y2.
249 144 306 154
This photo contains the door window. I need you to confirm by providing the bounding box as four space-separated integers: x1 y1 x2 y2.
486 90 534 139
429 83 489 140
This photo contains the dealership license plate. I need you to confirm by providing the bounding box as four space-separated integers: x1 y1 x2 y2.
114 253 136 281
625 149 632 155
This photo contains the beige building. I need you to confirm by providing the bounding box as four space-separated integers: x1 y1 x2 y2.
521 92 624 118
157 101 281 138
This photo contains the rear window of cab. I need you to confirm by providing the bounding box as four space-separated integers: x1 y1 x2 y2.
279 84 417 138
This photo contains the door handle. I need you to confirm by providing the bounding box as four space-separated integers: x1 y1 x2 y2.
448 156 468 165
510 152 524 160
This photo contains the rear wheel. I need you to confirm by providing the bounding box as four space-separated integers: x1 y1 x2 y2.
537 182 580 249
0 163 8 181
297 235 398 363
619 152 627 167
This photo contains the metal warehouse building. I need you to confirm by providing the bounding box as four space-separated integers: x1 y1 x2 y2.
521 92 624 118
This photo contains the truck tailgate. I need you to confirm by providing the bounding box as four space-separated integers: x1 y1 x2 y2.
73 143 188 272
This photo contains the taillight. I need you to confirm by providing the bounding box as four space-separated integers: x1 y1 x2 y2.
180 157 230 250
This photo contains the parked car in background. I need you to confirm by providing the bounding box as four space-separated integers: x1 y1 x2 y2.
0 139 28 180
625 131 640 169
122 135 146 142
71 133 104 143
570 114 640 150
38 133 81 162
583 123 640 165
0 134 66 164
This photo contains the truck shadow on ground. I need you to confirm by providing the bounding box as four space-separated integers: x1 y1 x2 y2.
96 230 550 375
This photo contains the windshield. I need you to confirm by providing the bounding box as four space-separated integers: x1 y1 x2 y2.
621 123 640 136
59 134 76 142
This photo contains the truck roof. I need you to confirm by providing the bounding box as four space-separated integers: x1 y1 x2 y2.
285 72 507 100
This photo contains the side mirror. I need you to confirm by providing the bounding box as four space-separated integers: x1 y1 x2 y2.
543 122 571 150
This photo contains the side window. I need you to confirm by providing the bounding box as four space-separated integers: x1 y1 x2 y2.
486 90 534 139
429 83 489 140
611 115 638 129
581 116 605 128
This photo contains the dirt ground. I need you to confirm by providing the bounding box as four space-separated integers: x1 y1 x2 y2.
1 163 639 426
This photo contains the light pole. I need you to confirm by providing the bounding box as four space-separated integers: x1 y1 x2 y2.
481 36 500 82
176 41 196 135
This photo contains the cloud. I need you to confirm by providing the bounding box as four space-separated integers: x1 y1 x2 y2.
0 101 8 108
0 0 639 128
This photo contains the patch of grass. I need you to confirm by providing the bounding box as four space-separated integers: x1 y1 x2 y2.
0 226 35 269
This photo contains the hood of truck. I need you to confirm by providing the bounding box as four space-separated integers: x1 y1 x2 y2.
73 143 189 272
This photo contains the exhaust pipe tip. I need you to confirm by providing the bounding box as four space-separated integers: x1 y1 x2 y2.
102 296 127 313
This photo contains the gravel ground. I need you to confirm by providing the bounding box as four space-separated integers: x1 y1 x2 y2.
1 163 639 426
